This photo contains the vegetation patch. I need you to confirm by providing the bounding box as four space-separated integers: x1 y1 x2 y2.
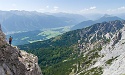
79 67 103 75
105 56 118 65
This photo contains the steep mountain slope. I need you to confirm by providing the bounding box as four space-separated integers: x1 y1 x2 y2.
94 24 125 75
18 20 125 75
0 10 80 33
0 25 42 75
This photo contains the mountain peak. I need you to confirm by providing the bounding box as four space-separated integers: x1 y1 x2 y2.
96 14 123 23
103 14 112 17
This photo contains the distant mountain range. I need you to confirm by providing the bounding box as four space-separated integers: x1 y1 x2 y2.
5 12 124 45
18 20 125 75
0 10 86 34
95 14 123 23
0 10 124 33
46 12 88 23
71 14 123 30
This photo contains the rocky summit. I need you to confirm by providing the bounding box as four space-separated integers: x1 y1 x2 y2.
0 25 42 75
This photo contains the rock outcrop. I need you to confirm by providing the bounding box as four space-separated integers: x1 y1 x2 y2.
91 24 125 75
0 25 42 75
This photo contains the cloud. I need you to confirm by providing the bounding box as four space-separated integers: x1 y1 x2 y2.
38 8 45 12
118 6 125 10
90 6 96 10
39 8 45 11
12 4 16 7
81 6 96 12
53 6 59 11
77 6 125 14
9 4 18 10
79 6 97 14
46 6 49 8
54 6 59 9
38 6 60 13
106 6 125 14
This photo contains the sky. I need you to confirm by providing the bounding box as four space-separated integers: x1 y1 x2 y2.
0 0 125 14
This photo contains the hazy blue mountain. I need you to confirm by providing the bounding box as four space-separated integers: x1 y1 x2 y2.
71 20 95 30
0 10 82 34
46 12 88 23
82 13 103 20
72 14 123 30
95 14 123 23
116 13 125 20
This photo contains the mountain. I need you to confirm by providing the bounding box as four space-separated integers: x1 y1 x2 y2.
0 10 81 34
96 14 123 23
71 20 95 30
18 20 125 75
115 13 125 20
0 25 42 75
82 13 103 20
72 14 123 30
47 12 88 23
7 14 123 45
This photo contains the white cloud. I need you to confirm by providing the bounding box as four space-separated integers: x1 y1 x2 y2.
118 6 125 10
46 6 49 8
12 4 16 7
54 6 59 9
79 6 97 14
37 6 60 13
106 6 125 14
81 6 96 12
38 8 45 12
39 8 45 11
90 6 96 10
53 6 59 11
9 4 18 11
78 6 125 14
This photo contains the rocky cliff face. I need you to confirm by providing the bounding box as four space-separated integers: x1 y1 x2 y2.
75 21 125 75
0 25 42 75
94 23 125 75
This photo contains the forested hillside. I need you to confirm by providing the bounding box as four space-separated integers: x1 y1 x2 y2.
18 20 125 75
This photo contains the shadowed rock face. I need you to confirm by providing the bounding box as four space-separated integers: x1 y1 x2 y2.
0 24 6 46
0 24 42 75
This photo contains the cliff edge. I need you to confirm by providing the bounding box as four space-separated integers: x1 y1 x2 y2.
0 25 42 75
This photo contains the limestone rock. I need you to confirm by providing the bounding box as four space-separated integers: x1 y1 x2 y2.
0 24 42 75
